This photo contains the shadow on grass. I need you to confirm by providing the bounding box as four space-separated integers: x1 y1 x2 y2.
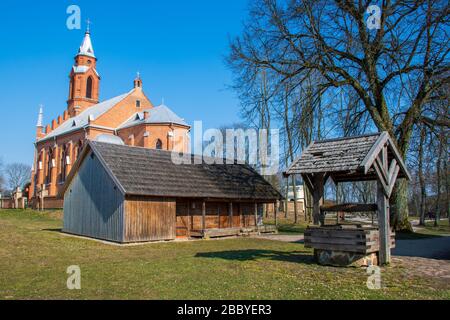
42 228 63 232
395 231 443 240
196 249 315 264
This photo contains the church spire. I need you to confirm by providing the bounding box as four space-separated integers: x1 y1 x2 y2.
36 105 44 127
77 23 95 58
36 105 44 139
68 28 100 117
134 72 143 89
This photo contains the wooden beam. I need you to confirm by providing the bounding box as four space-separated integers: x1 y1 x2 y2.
388 159 398 185
202 200 206 233
312 173 324 225
254 202 258 227
377 180 391 265
387 165 400 198
320 203 377 213
361 132 389 174
301 173 314 194
187 200 191 233
386 138 412 181
228 202 233 228
274 201 278 226
375 156 389 186
373 160 390 197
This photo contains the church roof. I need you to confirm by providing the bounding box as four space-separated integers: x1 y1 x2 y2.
78 31 95 58
118 104 189 129
38 91 132 142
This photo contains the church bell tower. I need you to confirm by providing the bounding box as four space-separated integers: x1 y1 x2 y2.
67 26 100 117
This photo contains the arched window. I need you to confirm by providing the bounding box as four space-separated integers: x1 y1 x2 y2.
60 145 67 182
45 148 53 184
156 139 163 150
86 76 93 99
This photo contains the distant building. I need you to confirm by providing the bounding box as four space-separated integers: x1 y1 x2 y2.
29 30 190 208
287 185 304 202
285 185 305 213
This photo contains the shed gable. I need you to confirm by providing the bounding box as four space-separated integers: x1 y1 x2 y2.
63 150 125 242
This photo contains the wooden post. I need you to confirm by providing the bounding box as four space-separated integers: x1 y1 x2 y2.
187 200 191 234
228 202 233 228
274 201 278 226
312 174 324 225
202 200 206 234
254 202 258 227
284 175 289 218
377 180 391 265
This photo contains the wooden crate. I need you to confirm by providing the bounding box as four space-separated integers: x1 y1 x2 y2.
304 226 395 254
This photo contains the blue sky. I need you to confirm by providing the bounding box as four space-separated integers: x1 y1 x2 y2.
0 0 249 165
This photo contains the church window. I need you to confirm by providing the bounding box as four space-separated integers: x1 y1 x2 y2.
86 76 93 99
136 100 141 108
60 145 68 182
45 148 53 184
156 139 163 150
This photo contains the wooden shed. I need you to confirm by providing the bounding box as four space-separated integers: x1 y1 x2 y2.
285 132 411 265
60 141 281 243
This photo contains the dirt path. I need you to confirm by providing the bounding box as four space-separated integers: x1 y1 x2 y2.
393 235 450 260
254 234 304 243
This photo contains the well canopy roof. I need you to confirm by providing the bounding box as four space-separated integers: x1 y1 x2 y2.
62 141 281 201
285 132 411 182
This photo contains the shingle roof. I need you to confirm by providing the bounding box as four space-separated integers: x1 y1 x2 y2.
38 91 132 142
118 104 189 129
69 141 281 200
286 132 411 181
287 133 381 174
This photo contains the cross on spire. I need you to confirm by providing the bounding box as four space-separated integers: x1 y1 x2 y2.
86 18 92 33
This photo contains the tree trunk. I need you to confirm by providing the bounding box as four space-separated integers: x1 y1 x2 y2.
434 130 443 227
418 126 426 226
292 176 298 223
390 180 413 232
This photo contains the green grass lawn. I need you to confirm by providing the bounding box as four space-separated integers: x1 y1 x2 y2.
421 219 450 235
0 209 449 300
264 217 309 234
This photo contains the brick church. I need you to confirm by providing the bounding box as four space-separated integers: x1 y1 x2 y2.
29 30 190 208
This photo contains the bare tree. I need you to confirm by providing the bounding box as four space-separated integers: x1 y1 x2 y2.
0 157 5 193
228 0 449 231
417 125 428 225
5 163 31 191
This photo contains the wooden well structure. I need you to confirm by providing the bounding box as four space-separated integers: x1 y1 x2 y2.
285 132 411 265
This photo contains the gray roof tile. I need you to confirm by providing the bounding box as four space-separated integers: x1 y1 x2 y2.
90 141 281 200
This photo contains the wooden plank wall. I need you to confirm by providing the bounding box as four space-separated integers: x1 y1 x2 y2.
63 151 125 242
124 196 176 242
176 200 258 231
